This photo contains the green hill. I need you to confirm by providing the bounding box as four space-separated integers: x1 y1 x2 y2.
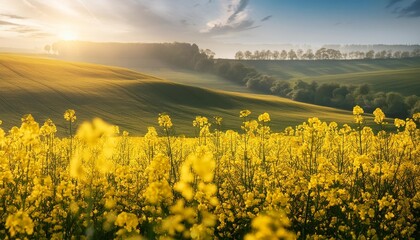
0 54 358 135
50 41 419 96
235 58 420 96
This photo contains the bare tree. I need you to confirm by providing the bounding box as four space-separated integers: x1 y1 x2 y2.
235 51 244 60
44 44 51 54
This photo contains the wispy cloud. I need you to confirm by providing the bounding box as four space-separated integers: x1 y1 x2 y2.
399 0 420 17
28 32 54 38
261 15 272 22
4 24 52 39
203 0 258 35
386 0 404 8
0 14 26 19
0 20 20 26
9 26 39 33
388 0 420 17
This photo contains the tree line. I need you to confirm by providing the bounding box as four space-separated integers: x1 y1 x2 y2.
234 48 420 60
213 60 419 118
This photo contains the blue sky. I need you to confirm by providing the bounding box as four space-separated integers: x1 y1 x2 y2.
0 0 419 57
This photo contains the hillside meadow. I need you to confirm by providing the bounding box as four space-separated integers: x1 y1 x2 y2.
0 53 360 135
235 58 420 96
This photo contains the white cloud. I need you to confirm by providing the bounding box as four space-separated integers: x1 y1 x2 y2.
202 0 258 35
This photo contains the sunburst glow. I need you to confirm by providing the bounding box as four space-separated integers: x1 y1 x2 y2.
59 30 78 41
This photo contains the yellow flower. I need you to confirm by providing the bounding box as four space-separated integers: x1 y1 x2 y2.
385 212 394 220
191 151 215 182
105 198 117 209
394 118 405 128
40 119 57 136
242 120 259 133
144 181 173 204
158 113 173 129
5 210 34 237
240 109 251 118
70 201 80 214
213 116 223 126
64 109 77 122
353 106 364 124
193 116 209 128
413 112 420 121
244 211 295 240
405 119 416 131
353 105 364 115
258 112 271 123
115 212 139 232
373 108 385 124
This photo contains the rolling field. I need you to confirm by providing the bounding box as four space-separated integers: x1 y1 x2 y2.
235 58 420 95
0 54 358 135
139 68 252 94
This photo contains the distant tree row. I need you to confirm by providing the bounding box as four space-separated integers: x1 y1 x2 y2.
234 48 420 60
213 60 419 118
44 43 59 54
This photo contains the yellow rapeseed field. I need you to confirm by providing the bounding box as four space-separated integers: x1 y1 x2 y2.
0 106 418 239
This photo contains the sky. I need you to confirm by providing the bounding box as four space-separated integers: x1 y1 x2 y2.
0 0 420 57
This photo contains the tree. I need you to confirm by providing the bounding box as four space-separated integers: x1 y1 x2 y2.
393 51 401 59
260 50 268 60
244 51 252 60
379 50 387 59
411 49 420 57
358 84 370 95
51 43 58 54
253 50 260 60
386 92 409 117
235 51 244 60
303 49 314 60
365 50 375 59
315 48 328 60
270 81 291 96
272 50 280 60
280 50 287 60
327 49 342 59
44 44 51 54
266 50 273 60
216 62 231 77
401 51 410 58
203 49 215 59
288 49 297 60
314 83 340 106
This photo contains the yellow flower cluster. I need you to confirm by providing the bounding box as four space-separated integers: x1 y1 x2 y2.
64 109 77 122
0 107 418 239
158 113 173 129
5 210 34 237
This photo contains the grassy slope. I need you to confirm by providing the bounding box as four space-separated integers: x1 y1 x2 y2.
234 58 420 95
59 55 252 94
0 54 360 135
138 68 252 94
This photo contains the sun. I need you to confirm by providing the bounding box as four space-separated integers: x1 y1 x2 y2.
59 30 78 41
